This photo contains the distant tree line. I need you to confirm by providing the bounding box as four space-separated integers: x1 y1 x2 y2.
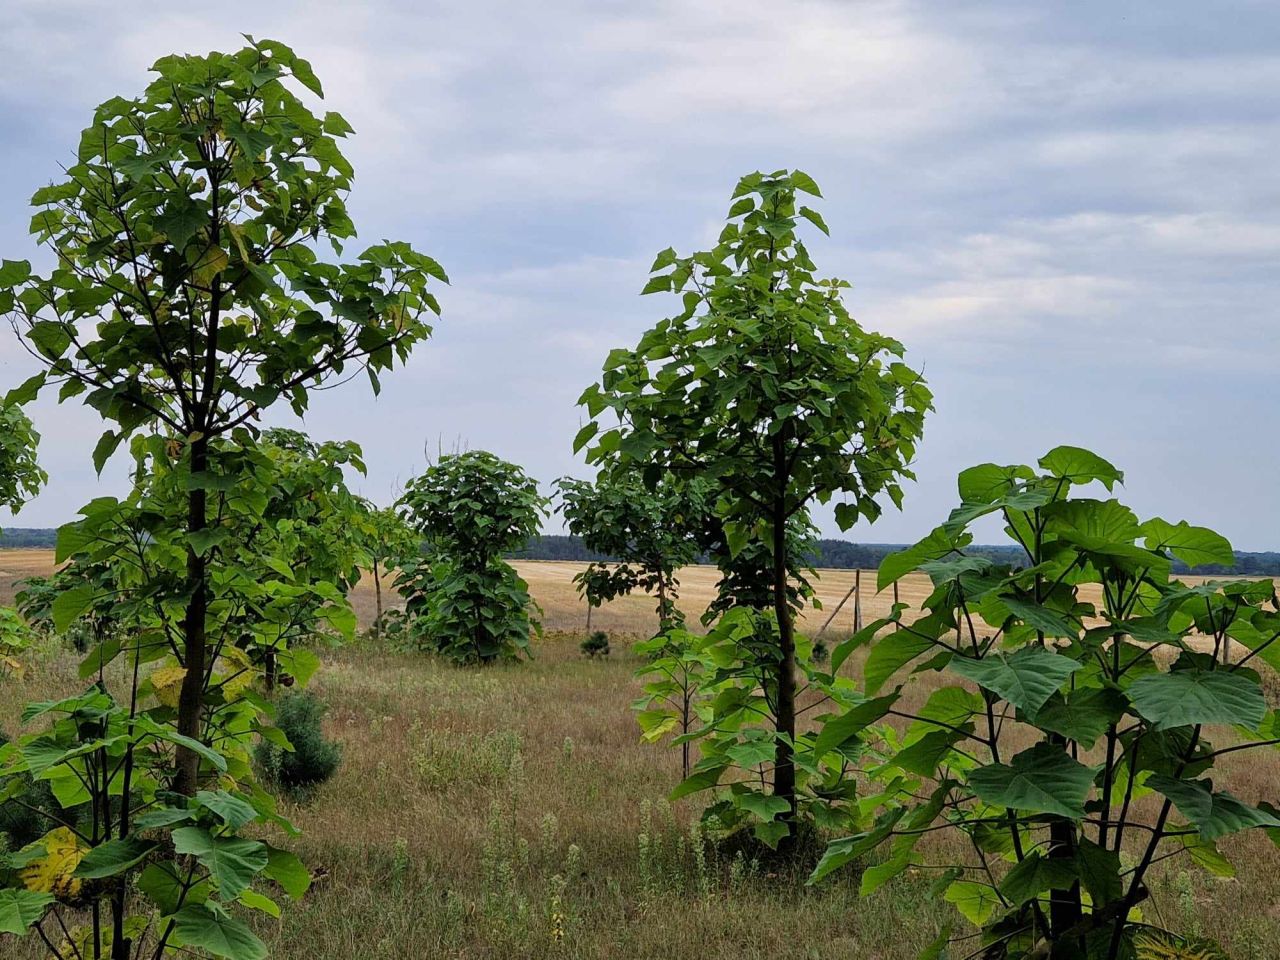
0 528 57 548
508 533 1280 576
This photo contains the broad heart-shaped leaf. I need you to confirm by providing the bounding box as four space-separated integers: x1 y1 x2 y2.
0 889 54 934
944 879 1000 925
1128 669 1266 730
878 525 966 591
950 646 1080 719
812 693 899 757
1038 446 1123 490
865 631 939 694
999 851 1079 906
171 903 267 960
263 846 310 899
995 596 1078 639
171 828 268 898
1139 517 1234 570
75 837 156 879
51 583 96 632
969 743 1095 819
1076 837 1122 905
957 462 1033 504
736 791 791 822
890 726 973 777
1145 776 1280 840
196 790 259 830
1034 686 1128 749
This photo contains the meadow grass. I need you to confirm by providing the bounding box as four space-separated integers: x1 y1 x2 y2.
1 552 1278 957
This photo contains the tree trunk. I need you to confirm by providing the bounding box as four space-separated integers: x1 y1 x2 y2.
174 435 209 797
373 556 383 640
1049 772 1083 936
771 500 798 855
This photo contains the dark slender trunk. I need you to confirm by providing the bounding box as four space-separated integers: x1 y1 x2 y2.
174 435 208 797
771 498 798 854
1048 817 1082 937
373 556 383 640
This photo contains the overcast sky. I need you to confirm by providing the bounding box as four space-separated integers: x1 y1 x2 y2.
2 1 1278 548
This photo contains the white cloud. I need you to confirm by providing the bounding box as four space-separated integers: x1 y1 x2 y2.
2 0 1279 547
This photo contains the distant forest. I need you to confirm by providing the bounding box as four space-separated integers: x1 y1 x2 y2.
7 528 1280 577
509 534 1280 577
0 528 58 548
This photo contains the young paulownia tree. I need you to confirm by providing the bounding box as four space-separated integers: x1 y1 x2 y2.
0 401 46 527
557 473 713 777
555 473 710 631
397 451 547 663
577 170 931 852
811 447 1280 960
354 500 419 640
0 39 442 958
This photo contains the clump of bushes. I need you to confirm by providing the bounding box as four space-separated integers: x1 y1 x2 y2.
580 630 610 658
254 690 343 802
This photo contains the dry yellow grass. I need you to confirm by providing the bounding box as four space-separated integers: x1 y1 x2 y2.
2 550 1279 958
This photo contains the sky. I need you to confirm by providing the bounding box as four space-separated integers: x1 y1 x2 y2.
1 1 1278 547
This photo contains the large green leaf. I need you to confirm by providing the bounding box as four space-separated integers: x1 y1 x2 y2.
1034 686 1127 749
196 790 259 830
1076 837 1122 905
878 526 962 591
957 463 1031 504
75 837 156 879
812 693 899 757
1146 776 1280 840
1038 446 1122 489
171 903 267 960
999 851 1079 906
1128 670 1266 730
865 631 940 694
995 596 1079 639
944 879 1000 925
0 889 54 934
171 828 268 898
1139 518 1234 570
51 583 96 632
890 727 973 777
950 646 1080 718
969 743 1095 818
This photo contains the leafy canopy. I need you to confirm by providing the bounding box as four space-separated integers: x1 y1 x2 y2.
2 35 444 460
0 403 46 523
397 451 548 663
810 447 1280 960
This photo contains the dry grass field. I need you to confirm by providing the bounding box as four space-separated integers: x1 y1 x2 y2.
2 549 1279 958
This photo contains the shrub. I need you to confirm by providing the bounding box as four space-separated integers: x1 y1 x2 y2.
255 690 343 802
0 732 59 849
580 630 610 658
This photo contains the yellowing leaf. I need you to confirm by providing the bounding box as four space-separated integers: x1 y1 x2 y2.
22 828 87 899
219 647 257 701
151 665 187 708
192 246 230 286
